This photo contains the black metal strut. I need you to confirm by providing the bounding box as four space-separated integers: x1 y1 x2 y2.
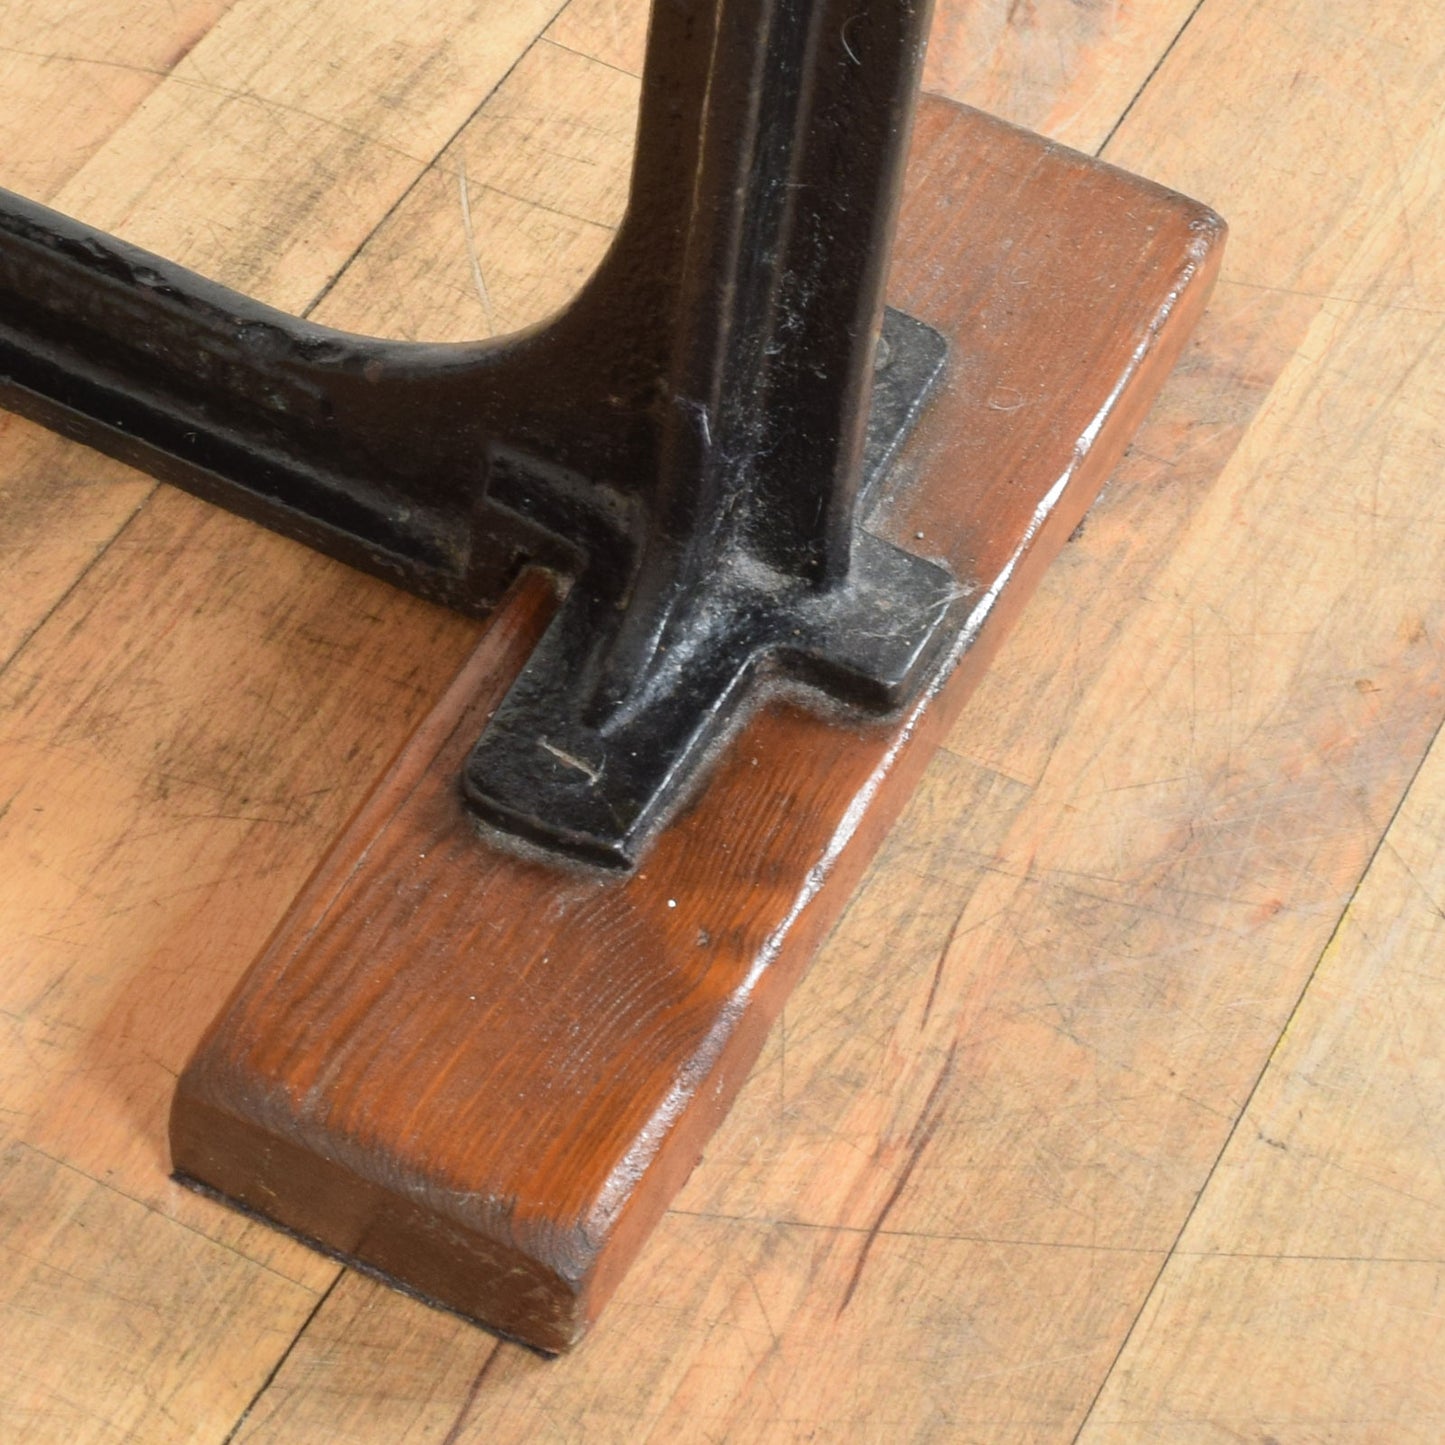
0 0 961 867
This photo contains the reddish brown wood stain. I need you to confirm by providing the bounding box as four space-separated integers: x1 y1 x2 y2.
170 98 1224 1353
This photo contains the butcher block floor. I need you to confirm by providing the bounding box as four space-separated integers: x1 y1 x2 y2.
1 0 1442 1439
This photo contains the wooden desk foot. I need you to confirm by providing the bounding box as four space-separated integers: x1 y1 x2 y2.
170 97 1224 1353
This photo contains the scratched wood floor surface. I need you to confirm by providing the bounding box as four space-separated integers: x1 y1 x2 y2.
0 0 1441 1440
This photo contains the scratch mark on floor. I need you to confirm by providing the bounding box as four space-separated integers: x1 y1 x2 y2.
836 1037 960 1315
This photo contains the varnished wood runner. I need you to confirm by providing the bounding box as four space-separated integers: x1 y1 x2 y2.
170 97 1223 1351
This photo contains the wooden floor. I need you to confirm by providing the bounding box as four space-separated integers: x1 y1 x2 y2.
1 0 1441 1439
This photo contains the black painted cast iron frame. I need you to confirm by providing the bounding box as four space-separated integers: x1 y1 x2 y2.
0 0 964 866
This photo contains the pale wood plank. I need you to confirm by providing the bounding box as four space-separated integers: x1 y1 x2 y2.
315 167 611 342
921 0 1203 151
1083 1257 1445 1444
455 39 634 230
229 1276 501 1445
544 0 647 75
1074 129 1445 1439
0 0 238 671
0 0 566 672
960 0 1445 788
58 0 565 307
546 0 1202 153
237 1229 1160 1444
0 425 151 670
0 491 481 1276
1079 730 1445 1439
0 1140 320 1445
547 0 1205 155
0 0 241 199
314 39 632 341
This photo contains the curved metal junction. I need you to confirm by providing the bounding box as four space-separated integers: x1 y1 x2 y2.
0 0 962 866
